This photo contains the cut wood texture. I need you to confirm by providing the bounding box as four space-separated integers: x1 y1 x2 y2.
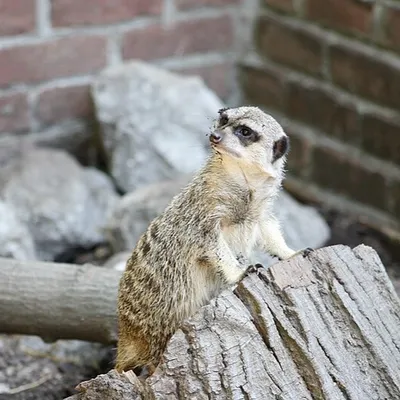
0 258 120 343
65 244 400 399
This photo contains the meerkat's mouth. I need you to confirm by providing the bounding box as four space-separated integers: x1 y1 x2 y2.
211 143 241 159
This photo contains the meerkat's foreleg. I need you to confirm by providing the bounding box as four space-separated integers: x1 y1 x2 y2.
260 217 314 260
259 217 297 260
214 236 246 284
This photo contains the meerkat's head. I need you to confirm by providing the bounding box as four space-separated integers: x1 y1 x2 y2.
209 106 289 177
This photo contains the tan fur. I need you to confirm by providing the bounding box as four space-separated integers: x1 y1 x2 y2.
116 106 309 376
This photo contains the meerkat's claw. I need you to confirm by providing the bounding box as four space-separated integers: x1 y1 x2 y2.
244 263 264 277
287 247 314 260
302 247 314 257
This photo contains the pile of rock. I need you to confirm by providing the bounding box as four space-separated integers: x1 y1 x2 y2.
0 61 330 266
0 61 330 399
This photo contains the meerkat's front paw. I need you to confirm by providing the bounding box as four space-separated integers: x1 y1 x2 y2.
289 247 314 259
302 247 314 257
244 263 264 278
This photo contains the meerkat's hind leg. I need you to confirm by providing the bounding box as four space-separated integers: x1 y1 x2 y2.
115 327 152 374
133 363 158 380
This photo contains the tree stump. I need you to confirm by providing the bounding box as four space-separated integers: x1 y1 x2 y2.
66 244 400 399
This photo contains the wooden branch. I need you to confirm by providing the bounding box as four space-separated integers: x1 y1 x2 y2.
66 245 400 399
0 258 120 343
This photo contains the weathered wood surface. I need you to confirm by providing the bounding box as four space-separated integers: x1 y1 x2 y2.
66 244 400 400
0 258 120 343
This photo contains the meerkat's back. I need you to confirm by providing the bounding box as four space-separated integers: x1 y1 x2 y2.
116 170 223 375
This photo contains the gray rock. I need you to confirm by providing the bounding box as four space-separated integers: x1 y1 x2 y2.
106 176 331 268
0 120 95 165
106 175 191 252
0 334 112 399
92 61 223 192
0 144 118 261
0 200 36 260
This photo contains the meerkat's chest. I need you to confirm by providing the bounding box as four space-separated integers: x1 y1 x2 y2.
220 184 275 258
222 221 260 259
221 201 265 259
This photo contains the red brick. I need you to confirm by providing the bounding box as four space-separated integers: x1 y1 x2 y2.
361 112 400 166
52 0 162 27
177 0 240 9
390 178 400 218
311 145 387 210
173 63 234 100
0 92 29 133
122 16 233 61
0 36 107 88
330 43 400 109
36 84 92 125
383 6 400 52
287 82 361 145
0 0 36 36
240 65 286 111
255 16 323 76
264 0 294 14
285 128 313 177
305 0 373 37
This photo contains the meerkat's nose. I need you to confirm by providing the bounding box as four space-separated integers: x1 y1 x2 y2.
210 132 222 144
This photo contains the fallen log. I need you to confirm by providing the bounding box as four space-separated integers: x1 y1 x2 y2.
0 258 120 343
65 245 400 399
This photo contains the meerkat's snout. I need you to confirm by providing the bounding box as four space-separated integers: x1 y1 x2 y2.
210 131 223 144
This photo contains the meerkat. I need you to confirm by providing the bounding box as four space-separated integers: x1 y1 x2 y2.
116 106 312 377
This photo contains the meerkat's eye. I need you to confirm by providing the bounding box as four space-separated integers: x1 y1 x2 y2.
236 126 252 137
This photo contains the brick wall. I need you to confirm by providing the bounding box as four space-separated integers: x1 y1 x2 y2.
2 0 398 234
0 0 243 142
240 0 400 235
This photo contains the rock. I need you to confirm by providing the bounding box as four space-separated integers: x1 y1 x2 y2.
0 334 112 399
92 61 222 192
106 175 191 252
103 252 132 272
0 144 118 261
106 176 331 267
0 200 36 260
0 120 96 166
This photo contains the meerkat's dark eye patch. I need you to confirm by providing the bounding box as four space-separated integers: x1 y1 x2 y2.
234 125 260 146
273 136 290 162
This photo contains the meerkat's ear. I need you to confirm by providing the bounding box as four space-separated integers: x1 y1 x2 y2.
272 136 290 162
218 107 230 115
